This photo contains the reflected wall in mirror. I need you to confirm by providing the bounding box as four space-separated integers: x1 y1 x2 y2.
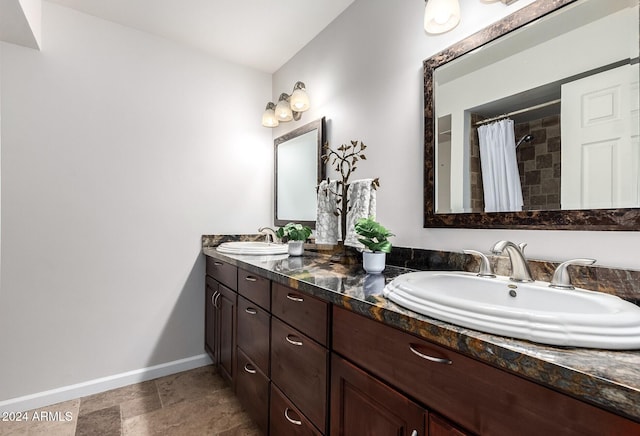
424 0 640 230
275 117 326 228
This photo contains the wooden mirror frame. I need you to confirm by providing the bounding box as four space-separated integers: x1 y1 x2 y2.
423 0 640 230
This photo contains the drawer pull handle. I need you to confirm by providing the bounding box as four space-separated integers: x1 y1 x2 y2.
213 261 223 266
211 293 216 306
245 307 257 315
410 431 418 436
409 345 452 365
243 363 256 374
286 293 304 302
213 292 221 309
285 335 303 346
245 276 258 282
284 408 302 426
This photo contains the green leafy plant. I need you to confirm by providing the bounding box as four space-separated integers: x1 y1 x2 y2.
276 222 312 242
354 217 394 253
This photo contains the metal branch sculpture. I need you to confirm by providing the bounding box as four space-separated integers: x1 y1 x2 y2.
321 140 380 249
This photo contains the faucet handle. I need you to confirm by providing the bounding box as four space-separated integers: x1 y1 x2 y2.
549 258 596 290
463 250 495 278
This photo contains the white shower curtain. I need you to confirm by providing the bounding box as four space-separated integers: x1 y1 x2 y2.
477 118 524 213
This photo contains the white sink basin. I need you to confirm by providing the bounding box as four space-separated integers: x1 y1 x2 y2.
383 271 640 349
216 241 288 255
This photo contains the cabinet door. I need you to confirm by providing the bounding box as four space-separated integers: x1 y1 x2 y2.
429 414 469 436
237 296 270 375
270 384 322 436
331 354 426 436
218 284 237 387
271 317 327 433
236 349 269 435
205 277 218 364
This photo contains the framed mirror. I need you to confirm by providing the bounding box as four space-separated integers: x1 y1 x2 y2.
275 117 326 228
424 0 640 230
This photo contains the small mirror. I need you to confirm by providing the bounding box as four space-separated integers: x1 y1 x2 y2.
275 117 326 228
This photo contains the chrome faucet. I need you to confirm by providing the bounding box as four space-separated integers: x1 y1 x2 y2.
491 240 533 282
549 258 596 290
258 227 279 243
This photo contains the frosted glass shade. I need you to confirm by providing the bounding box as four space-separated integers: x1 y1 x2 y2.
424 0 460 34
261 103 279 127
290 88 310 112
275 98 293 121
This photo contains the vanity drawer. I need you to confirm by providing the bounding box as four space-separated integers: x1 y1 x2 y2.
272 283 328 346
238 268 270 310
206 257 237 290
236 349 269 435
271 316 328 433
270 384 323 436
237 295 270 375
332 306 640 436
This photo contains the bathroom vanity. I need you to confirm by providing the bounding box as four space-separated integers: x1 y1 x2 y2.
203 243 640 435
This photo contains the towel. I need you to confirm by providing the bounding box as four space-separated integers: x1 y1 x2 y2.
315 180 340 244
344 179 377 249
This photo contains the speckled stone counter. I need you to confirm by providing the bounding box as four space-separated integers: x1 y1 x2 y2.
202 244 640 423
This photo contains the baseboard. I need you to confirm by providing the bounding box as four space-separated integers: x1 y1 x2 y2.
0 353 213 414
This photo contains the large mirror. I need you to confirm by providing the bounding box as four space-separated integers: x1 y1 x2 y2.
275 117 326 228
424 0 640 230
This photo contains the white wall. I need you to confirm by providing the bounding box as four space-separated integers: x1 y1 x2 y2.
273 0 640 270
0 2 272 403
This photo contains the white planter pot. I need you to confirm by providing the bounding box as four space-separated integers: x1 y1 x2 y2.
288 240 304 256
363 251 386 273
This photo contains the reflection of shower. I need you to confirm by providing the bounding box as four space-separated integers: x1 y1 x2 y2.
516 134 534 148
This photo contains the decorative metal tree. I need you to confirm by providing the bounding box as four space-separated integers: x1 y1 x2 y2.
321 140 379 262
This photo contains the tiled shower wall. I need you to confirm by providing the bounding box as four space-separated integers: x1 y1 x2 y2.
470 114 561 212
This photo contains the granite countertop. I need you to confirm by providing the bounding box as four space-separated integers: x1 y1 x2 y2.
202 247 640 422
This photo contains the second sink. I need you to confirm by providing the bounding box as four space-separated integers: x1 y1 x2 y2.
383 271 640 349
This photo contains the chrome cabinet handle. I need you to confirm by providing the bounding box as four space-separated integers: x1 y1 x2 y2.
286 293 304 302
213 292 221 309
211 292 216 306
284 408 302 426
244 276 258 282
285 335 303 346
409 345 452 365
410 431 418 436
245 307 257 315
213 261 223 266
243 363 256 374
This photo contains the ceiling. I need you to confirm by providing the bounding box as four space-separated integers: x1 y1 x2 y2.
45 0 356 73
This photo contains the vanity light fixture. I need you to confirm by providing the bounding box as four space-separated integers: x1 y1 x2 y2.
262 81 310 127
424 0 518 35
424 0 460 34
262 102 279 127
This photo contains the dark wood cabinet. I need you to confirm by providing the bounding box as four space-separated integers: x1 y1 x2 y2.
237 295 270 374
236 348 269 434
271 316 328 434
205 258 237 388
205 277 218 363
271 283 328 346
217 284 236 386
270 384 322 436
330 354 426 436
238 268 271 311
429 414 469 436
332 306 639 436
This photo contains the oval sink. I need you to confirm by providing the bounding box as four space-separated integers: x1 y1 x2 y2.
216 241 289 255
383 271 640 349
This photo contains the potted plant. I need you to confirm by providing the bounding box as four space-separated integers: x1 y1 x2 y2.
354 217 394 273
276 222 312 256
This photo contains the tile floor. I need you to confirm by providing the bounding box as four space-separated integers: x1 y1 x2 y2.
0 365 261 436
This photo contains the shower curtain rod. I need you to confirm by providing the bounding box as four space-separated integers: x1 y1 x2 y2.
474 98 561 126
